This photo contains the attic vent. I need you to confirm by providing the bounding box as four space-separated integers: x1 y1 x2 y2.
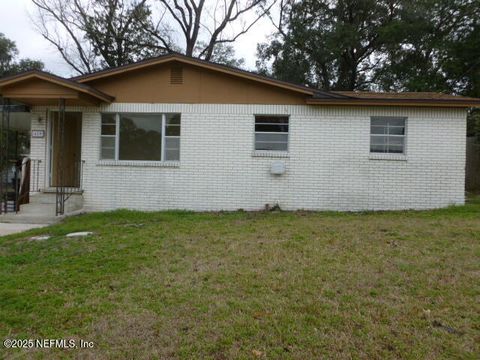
170 66 183 84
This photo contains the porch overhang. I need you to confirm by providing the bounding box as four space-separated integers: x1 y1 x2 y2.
0 71 114 106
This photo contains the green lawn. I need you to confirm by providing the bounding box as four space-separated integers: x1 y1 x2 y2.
1 198 479 359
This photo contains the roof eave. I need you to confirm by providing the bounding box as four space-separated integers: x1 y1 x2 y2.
306 98 480 108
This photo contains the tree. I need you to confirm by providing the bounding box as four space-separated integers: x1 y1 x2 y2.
31 0 169 74
199 42 245 67
31 0 270 74
147 0 275 61
444 24 480 98
0 34 16 74
375 0 480 94
257 0 480 95
449 20 480 142
373 0 480 141
0 33 44 77
256 0 402 90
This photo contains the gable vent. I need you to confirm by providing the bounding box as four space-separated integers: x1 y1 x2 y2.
170 65 183 84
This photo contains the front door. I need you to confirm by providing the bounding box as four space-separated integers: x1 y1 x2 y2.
49 112 82 187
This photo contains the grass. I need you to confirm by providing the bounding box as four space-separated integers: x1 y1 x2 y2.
0 197 479 359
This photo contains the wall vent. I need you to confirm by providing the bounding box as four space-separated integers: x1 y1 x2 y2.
170 65 184 84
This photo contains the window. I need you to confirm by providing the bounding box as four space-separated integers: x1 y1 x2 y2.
370 117 406 154
100 114 116 160
164 114 181 161
119 114 163 161
101 113 181 161
255 116 289 151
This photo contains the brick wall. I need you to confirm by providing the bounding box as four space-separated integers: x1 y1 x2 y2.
30 104 467 211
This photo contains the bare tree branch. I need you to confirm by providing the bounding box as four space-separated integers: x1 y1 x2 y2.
31 0 272 73
32 0 94 73
199 0 276 59
31 0 170 74
152 0 276 61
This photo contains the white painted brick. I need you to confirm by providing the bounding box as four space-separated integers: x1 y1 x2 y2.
29 104 467 211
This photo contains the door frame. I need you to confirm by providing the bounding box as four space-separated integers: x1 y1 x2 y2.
47 111 83 188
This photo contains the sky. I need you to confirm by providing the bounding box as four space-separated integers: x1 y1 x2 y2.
0 0 275 77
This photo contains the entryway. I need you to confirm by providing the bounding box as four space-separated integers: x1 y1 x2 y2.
49 111 82 188
1 72 112 218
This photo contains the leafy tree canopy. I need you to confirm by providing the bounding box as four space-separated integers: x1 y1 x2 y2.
257 0 402 90
0 33 44 77
257 0 480 97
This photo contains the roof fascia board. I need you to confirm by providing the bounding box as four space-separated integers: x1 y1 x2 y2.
306 98 480 108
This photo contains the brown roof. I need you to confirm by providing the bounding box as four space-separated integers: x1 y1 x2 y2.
308 90 480 108
0 70 114 103
72 54 480 107
330 91 480 102
1 54 480 108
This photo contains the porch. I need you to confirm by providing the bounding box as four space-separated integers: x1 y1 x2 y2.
0 108 86 223
0 71 113 221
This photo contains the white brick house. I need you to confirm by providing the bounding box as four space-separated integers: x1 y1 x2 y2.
1 54 478 215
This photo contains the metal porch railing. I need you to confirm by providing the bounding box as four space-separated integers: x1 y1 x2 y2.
55 160 85 216
30 159 42 193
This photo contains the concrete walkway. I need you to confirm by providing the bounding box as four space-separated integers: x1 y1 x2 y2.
0 223 48 237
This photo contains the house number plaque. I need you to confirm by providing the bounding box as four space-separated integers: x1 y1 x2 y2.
31 130 45 138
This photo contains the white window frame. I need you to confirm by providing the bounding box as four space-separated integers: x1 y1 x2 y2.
370 116 407 155
100 113 180 162
100 114 118 161
163 114 181 161
254 115 290 152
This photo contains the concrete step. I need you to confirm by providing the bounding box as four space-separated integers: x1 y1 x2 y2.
29 193 84 213
30 193 56 204
1 202 58 224
19 203 56 216
0 208 85 225
0 192 84 225
0 213 60 224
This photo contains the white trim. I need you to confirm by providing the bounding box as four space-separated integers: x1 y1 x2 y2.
161 114 166 162
252 150 290 158
96 160 180 168
369 154 408 161
115 113 120 160
254 115 290 152
370 116 407 154
100 112 181 162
